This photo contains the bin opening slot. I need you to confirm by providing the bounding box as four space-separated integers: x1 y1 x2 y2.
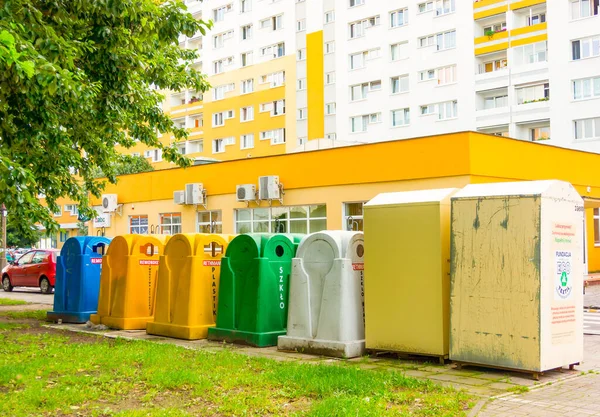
204 243 223 257
93 243 107 256
275 245 284 257
356 244 364 258
140 243 159 256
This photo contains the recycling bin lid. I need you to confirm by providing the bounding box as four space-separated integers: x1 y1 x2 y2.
366 188 459 208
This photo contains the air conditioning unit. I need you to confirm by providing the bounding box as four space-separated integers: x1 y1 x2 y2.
101 194 118 212
258 176 280 200
185 183 205 205
236 184 256 202
173 191 185 205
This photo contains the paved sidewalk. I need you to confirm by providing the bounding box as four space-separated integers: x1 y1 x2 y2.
0 287 53 305
476 336 600 416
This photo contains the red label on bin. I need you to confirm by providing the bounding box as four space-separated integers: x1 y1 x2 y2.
203 260 221 267
139 259 159 266
91 258 103 264
352 263 364 271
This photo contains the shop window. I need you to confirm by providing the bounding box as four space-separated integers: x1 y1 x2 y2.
129 215 149 234
160 213 182 235
344 202 366 231
197 211 222 233
235 205 327 234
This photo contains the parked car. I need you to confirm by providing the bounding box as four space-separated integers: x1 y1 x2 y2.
1 249 59 294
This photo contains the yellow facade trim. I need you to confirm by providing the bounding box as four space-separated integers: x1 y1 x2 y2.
510 33 548 48
475 41 509 56
510 22 547 37
473 0 506 10
474 5 508 20
306 31 324 141
474 30 508 45
510 0 546 10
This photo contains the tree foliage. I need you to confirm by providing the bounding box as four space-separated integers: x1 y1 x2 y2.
6 217 41 248
0 0 211 237
92 155 154 179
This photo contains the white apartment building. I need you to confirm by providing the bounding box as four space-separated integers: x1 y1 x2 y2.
130 0 600 165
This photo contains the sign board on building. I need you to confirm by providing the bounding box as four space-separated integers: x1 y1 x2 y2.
93 206 111 228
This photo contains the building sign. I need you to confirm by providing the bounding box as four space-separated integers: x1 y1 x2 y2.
93 206 111 228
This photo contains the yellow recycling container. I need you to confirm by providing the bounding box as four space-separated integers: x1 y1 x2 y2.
363 188 459 363
90 234 169 330
146 233 234 340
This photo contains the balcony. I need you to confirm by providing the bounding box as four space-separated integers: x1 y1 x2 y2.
474 0 508 20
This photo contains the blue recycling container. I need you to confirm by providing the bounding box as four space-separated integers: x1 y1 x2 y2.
47 236 111 323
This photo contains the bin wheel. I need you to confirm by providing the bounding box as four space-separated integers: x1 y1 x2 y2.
40 277 52 294
2 276 13 292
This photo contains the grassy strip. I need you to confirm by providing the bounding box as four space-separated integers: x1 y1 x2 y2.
0 310 46 320
0 318 473 416
0 298 28 306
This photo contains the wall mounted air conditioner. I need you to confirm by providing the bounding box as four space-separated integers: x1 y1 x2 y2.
185 183 205 205
173 191 185 205
258 176 280 200
236 184 256 202
101 194 118 212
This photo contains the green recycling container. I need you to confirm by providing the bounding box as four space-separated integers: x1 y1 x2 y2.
207 233 302 347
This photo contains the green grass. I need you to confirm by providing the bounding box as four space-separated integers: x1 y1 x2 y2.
0 298 27 306
0 310 46 320
0 317 472 416
506 385 530 394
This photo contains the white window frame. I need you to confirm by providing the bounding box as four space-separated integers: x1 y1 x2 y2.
159 213 182 235
573 76 600 100
297 108 307 120
575 117 600 140
391 74 409 94
241 133 255 149
325 103 336 115
390 8 408 28
391 108 410 127
240 106 254 122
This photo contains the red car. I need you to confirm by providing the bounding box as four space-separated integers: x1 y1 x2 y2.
2 249 59 294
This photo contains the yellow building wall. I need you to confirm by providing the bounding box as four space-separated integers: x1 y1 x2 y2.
306 31 324 141
114 55 297 166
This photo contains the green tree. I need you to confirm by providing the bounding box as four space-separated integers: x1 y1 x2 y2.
6 217 41 248
92 155 154 179
0 0 211 238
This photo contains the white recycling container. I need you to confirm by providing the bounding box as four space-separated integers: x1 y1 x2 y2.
278 230 365 358
450 180 584 378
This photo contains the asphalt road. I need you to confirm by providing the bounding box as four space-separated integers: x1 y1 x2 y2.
0 287 54 305
585 310 600 336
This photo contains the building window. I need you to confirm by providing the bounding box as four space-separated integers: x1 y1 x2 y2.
298 137 307 145
59 231 69 243
213 83 235 101
350 113 380 133
144 149 163 162
260 128 286 144
241 24 253 40
483 22 506 34
390 42 408 61
325 10 335 23
348 16 379 39
213 138 225 153
297 48 306 61
516 83 550 104
573 76 600 100
390 8 408 28
297 78 307 90
213 30 233 49
213 57 233 74
527 12 546 26
479 58 507 74
213 4 232 22
240 0 251 13
129 215 149 234
436 30 456 51
64 204 78 216
531 126 550 141
572 36 600 60
325 72 336 84
271 99 285 116
484 95 508 110
419 35 434 48
418 1 434 13
349 0 364 7
571 0 600 19
241 51 253 67
241 79 254 94
575 117 600 139
325 103 336 115
260 42 285 59
297 108 307 120
344 202 365 231
241 134 254 149
197 211 222 234
419 69 436 81
437 65 457 85
325 42 335 54
435 0 455 16
160 213 182 235
297 19 306 32
391 108 410 127
188 140 203 153
260 14 283 31
240 106 254 122
594 208 600 245
514 41 547 66
391 75 409 94
260 71 285 87
437 100 457 120
235 205 327 234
